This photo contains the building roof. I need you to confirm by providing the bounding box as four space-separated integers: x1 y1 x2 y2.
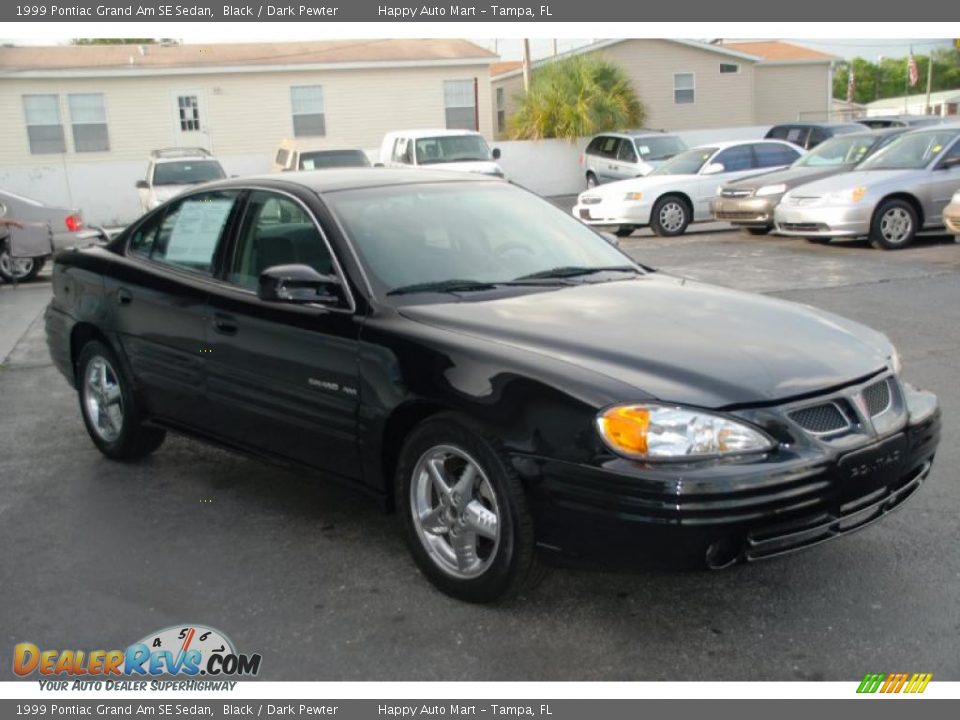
0 39 497 76
490 61 523 76
866 89 960 110
720 41 839 63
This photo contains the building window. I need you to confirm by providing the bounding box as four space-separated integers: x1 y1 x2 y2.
444 79 477 131
177 95 200 131
674 73 695 104
720 63 740 74
290 85 325 137
68 93 109 152
496 87 505 133
23 94 66 154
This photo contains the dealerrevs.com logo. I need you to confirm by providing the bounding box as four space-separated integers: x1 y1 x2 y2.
857 673 933 694
13 625 261 680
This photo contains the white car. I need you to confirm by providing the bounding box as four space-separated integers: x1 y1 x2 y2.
136 147 227 214
378 129 504 177
572 140 803 237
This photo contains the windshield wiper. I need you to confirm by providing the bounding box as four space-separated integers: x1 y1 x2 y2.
512 265 640 281
387 279 501 296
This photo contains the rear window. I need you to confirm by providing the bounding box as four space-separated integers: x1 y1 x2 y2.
588 136 620 159
299 150 371 170
152 160 226 186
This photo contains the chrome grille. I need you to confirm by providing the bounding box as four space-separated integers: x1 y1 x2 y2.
863 379 891 416
581 196 602 205
721 188 753 198
789 403 850 434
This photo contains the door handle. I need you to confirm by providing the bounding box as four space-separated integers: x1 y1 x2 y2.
116 288 133 306
211 313 238 335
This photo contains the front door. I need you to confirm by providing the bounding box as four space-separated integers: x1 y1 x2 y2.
204 189 362 481
928 139 960 227
172 90 207 148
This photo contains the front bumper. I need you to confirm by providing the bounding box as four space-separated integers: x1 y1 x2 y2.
711 195 778 227
774 202 873 238
517 382 940 567
572 200 652 227
944 201 960 234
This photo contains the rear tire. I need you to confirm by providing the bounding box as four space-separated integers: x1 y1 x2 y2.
651 195 690 237
746 227 772 236
395 413 544 603
585 173 598 189
0 251 43 283
869 199 918 250
77 340 166 461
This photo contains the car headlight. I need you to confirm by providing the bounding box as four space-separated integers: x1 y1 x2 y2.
825 186 867 204
889 346 902 376
756 184 787 197
596 404 775 461
952 190 960 203
623 192 644 201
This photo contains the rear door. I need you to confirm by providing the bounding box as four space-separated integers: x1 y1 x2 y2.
594 136 621 183
611 139 640 180
203 189 362 480
693 145 758 219
109 189 242 428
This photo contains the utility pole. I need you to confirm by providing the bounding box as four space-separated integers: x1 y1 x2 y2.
553 39 558 56
925 54 933 115
522 38 531 93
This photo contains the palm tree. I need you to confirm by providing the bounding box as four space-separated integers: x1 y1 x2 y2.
508 55 646 141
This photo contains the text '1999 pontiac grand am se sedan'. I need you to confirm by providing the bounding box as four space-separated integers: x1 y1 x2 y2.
45 170 941 602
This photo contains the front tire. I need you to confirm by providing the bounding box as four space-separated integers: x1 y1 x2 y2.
395 413 542 603
746 226 772 236
77 340 166 460
870 199 918 250
614 225 635 237
651 195 690 237
585 172 598 189
0 251 43 283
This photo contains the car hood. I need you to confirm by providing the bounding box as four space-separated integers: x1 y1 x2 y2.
724 165 854 192
418 161 504 176
785 169 920 197
399 275 892 408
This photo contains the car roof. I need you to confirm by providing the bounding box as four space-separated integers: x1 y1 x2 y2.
768 121 864 128
383 129 484 140
689 139 797 151
201 168 499 194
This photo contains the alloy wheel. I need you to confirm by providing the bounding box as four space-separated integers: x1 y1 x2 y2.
658 201 686 233
83 356 125 443
879 207 913 245
0 251 35 280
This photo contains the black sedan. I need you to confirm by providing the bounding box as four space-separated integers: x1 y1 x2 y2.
45 170 941 602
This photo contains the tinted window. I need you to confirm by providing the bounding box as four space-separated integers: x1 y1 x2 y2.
860 130 960 170
586 137 604 153
617 141 638 163
299 150 370 170
592 136 620 159
415 134 490 164
755 143 801 168
228 191 332 291
766 126 790 140
152 160 226 186
713 145 755 172
650 147 718 176
634 135 687 161
275 149 290 167
129 190 239 275
795 135 875 167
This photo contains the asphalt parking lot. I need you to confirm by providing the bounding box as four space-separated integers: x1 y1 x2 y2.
1 224 959 681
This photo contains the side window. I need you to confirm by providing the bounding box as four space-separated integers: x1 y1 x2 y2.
617 141 638 163
754 143 801 168
228 191 334 292
785 127 808 146
129 190 239 275
766 126 789 140
392 138 413 165
713 145 755 172
809 127 830 147
599 136 620 159
275 149 290 167
586 137 604 154
938 139 960 165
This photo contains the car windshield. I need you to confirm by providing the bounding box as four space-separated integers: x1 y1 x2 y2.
649 147 717 176
858 130 959 170
153 160 226 186
299 150 370 170
794 135 879 167
325 182 637 299
633 135 688 161
415 135 491 164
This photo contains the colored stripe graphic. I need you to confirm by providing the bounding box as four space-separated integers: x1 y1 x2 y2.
857 672 932 694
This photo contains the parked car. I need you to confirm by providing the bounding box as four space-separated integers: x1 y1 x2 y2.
944 189 960 235
572 140 802 237
45 169 940 601
775 125 960 249
581 131 688 187
765 122 865 150
136 148 227 214
378 129 504 177
857 115 946 129
712 129 909 235
0 189 106 283
272 140 371 172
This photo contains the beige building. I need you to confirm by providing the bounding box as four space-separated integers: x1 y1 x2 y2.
491 39 838 139
0 39 496 223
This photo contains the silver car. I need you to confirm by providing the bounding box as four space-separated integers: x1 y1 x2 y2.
582 131 688 187
774 126 960 249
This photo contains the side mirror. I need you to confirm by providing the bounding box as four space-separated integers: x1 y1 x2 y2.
937 156 960 170
258 264 343 305
702 162 726 175
135 180 149 189
491 148 501 160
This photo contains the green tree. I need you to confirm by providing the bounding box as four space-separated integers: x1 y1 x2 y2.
834 50 960 103
508 55 645 140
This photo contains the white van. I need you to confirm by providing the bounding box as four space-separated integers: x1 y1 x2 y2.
378 129 504 177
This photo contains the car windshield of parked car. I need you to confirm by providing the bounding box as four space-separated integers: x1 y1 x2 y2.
325 182 636 298
857 130 959 170
634 135 688 161
794 135 878 167
153 160 227 186
415 135 491 164
649 147 718 176
299 150 371 170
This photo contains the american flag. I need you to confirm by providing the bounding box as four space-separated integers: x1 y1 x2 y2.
908 53 919 87
846 64 856 103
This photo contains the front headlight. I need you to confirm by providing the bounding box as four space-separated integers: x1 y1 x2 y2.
756 184 787 197
596 404 775 461
825 186 867 204
889 346 902 376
